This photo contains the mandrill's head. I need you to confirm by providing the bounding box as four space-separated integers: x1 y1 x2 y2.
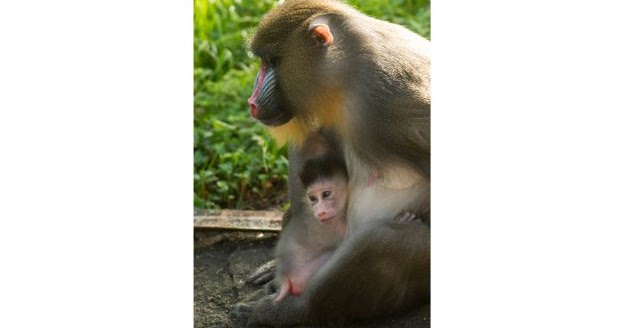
246 0 355 146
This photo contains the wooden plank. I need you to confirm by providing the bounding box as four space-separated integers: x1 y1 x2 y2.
194 209 283 231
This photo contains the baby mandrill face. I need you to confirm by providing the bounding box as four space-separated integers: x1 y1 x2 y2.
306 177 348 224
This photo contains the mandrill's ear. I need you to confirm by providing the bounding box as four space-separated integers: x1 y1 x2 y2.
308 15 334 47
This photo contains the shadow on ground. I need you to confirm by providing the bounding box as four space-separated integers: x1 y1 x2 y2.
194 229 430 328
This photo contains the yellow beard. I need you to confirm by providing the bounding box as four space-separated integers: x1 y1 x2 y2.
267 117 309 147
266 91 346 147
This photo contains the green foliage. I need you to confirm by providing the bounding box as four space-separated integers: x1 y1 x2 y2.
194 0 287 209
194 0 430 210
349 0 431 38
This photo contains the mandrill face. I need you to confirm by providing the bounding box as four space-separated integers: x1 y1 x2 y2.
247 59 294 127
246 1 343 134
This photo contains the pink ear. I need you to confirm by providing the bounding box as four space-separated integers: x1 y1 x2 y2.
310 24 333 46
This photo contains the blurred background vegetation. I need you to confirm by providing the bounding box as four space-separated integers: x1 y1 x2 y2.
194 0 430 210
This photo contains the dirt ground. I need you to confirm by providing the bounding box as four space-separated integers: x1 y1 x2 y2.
194 229 430 328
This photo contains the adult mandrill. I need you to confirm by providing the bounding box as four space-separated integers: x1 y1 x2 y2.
233 0 431 326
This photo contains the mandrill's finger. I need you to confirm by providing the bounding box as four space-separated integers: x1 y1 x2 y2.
244 259 276 286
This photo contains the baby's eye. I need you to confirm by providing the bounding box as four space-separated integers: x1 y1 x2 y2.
308 196 318 203
322 191 332 199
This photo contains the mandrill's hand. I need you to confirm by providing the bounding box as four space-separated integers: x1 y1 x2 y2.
244 259 276 286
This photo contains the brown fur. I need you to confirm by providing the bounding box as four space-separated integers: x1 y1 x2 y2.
233 1 431 326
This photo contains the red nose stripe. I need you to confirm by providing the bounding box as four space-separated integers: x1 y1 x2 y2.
248 61 267 119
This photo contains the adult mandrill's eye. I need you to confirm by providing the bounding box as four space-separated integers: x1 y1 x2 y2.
265 57 278 67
